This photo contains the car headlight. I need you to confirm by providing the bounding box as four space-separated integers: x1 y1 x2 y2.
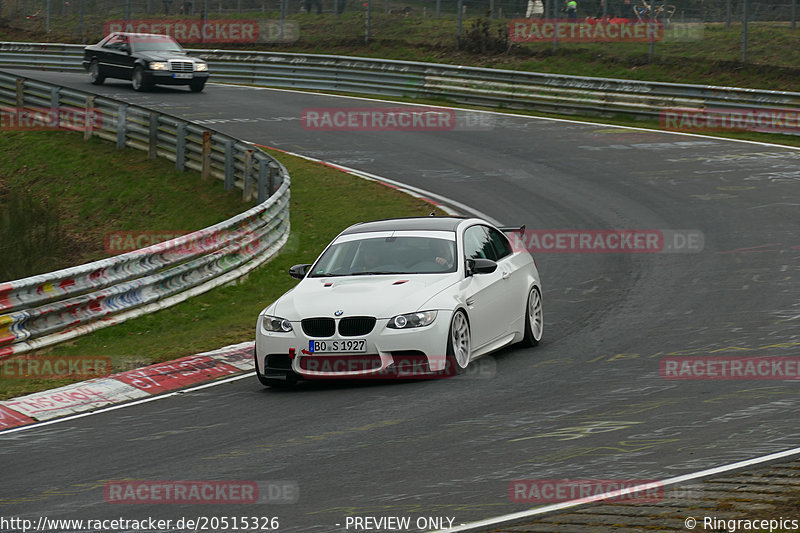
387 311 438 329
262 315 293 332
149 61 168 70
195 62 208 72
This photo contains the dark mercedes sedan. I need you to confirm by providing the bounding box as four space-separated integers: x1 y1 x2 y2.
82 32 210 92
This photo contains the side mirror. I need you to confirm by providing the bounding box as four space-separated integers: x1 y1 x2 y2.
289 264 311 280
465 258 497 276
120 44 131 54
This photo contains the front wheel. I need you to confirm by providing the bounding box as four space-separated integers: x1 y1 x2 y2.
446 309 471 374
521 286 543 347
131 66 151 92
89 59 105 85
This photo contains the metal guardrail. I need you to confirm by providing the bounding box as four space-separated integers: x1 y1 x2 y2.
0 69 291 357
1 40 797 356
2 41 800 117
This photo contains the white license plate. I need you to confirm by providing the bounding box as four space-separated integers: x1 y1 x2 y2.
173 73 193 79
309 339 366 353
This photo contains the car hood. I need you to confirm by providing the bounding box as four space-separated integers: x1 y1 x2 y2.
136 51 194 61
274 275 458 320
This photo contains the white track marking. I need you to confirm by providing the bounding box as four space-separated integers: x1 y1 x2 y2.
218 82 800 151
0 373 254 435
435 445 800 532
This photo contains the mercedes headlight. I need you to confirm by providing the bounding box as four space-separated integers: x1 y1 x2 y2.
149 61 168 70
387 311 438 329
262 315 293 332
195 62 208 72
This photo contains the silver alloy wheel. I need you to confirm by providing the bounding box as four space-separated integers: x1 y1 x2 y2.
450 310 471 369
527 287 543 342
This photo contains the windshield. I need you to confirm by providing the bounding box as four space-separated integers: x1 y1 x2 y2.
131 36 184 53
309 236 457 277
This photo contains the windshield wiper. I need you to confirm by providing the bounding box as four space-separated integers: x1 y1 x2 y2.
350 271 407 276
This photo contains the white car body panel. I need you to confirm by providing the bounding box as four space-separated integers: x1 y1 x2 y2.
255 217 542 384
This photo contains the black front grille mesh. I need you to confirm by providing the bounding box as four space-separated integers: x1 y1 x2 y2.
170 61 194 72
302 318 335 337
338 317 376 337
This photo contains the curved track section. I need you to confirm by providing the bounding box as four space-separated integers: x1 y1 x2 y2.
1 73 799 531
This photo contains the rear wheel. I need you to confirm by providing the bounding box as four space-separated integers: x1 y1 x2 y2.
445 309 471 375
89 59 105 85
522 286 543 346
131 66 151 92
189 80 206 92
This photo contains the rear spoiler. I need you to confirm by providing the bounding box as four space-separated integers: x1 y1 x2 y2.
499 225 526 235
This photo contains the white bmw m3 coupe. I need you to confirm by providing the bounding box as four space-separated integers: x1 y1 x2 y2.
254 216 543 387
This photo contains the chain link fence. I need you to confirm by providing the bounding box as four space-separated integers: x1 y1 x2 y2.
0 0 796 66
1 0 796 20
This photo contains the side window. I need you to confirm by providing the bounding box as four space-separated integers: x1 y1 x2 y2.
487 227 512 260
103 34 127 50
463 226 497 262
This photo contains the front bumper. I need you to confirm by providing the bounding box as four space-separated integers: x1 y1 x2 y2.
255 310 454 380
144 71 210 85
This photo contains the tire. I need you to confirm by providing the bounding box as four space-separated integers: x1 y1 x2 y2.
254 348 297 388
446 309 471 374
521 286 544 347
189 80 206 92
131 66 151 92
89 59 105 85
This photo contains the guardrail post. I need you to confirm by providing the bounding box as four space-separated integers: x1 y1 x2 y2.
257 159 268 203
116 104 127 149
201 131 211 180
176 123 187 171
243 149 253 202
148 113 158 159
49 87 59 110
15 78 24 108
268 161 279 197
84 96 95 141
224 140 234 190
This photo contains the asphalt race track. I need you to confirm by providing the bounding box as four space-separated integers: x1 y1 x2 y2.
1 72 799 531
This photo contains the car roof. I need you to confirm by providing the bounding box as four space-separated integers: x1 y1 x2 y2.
340 216 468 235
110 32 177 40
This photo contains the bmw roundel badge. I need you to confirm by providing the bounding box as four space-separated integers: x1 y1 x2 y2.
334 310 344 316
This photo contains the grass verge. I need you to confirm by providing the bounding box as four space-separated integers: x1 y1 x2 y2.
0 142 446 400
0 131 248 280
